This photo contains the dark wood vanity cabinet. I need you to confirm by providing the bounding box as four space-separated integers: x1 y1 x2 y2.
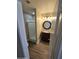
40 32 50 42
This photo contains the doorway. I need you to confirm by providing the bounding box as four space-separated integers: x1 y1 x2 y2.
22 0 59 59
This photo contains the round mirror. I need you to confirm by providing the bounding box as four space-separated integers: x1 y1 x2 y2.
43 21 51 30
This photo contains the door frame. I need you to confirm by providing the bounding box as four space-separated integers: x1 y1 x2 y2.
49 0 62 59
17 0 30 59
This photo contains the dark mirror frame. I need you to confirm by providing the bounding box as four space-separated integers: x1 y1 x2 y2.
43 21 51 30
